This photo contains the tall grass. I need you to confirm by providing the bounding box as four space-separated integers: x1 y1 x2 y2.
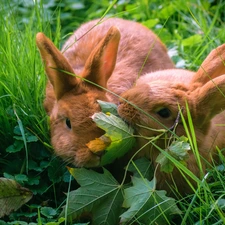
0 1 69 220
0 1 49 149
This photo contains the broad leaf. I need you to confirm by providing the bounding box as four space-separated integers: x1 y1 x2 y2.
0 178 33 218
89 111 135 165
120 177 181 224
60 168 123 225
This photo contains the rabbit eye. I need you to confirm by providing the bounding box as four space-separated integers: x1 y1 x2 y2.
157 108 171 118
66 118 72 129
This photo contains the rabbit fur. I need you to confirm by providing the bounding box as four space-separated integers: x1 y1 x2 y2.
118 44 225 195
36 18 174 168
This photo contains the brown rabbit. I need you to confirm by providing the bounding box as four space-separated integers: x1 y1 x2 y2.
36 18 174 167
118 43 225 195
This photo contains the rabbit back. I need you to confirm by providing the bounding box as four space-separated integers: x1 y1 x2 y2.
62 18 174 101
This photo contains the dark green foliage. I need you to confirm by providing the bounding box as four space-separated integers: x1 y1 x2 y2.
62 168 123 225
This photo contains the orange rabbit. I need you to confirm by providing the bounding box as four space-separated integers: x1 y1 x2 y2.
36 18 174 167
118 44 225 195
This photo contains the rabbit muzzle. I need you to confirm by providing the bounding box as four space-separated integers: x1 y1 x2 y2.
117 101 140 125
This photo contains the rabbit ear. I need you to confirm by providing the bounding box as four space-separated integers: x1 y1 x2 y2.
81 26 121 89
191 75 225 126
191 44 225 86
36 33 77 100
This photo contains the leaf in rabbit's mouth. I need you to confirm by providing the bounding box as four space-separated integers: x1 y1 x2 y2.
86 100 136 166
86 135 111 153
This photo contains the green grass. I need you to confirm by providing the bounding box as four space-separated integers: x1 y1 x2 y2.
0 0 225 224
0 1 48 148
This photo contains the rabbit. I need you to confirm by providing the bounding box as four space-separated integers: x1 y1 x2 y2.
117 43 225 195
36 18 174 168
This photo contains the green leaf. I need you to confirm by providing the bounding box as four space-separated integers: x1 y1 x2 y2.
28 160 42 172
13 125 22 135
169 137 190 161
13 134 38 143
61 168 123 225
27 176 40 185
142 19 159 28
0 178 33 218
45 217 65 225
128 158 154 180
120 177 181 224
7 222 28 225
71 223 89 225
26 135 38 143
182 34 202 46
91 111 136 165
48 158 66 183
15 174 28 184
159 4 176 19
0 220 7 225
3 173 14 179
6 140 24 153
217 199 225 210
155 153 174 173
97 100 118 116
156 136 191 173
41 206 57 218
12 125 38 143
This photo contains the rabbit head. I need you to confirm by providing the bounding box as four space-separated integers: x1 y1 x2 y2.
36 27 120 167
36 18 175 168
118 44 225 193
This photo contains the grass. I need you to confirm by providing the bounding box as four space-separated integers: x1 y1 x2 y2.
0 0 225 224
0 1 49 148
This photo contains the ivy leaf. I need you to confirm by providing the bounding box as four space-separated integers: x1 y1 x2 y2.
0 178 33 218
156 136 190 173
89 111 135 166
120 177 181 224
60 168 123 225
